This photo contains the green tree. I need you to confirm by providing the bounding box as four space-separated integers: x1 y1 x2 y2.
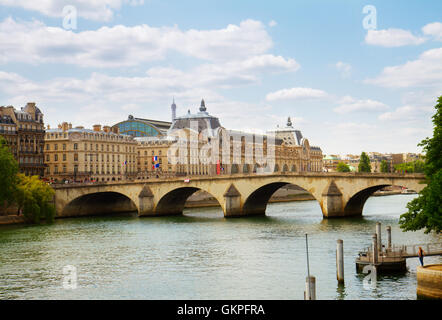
358 152 371 172
336 162 351 172
0 136 19 209
399 96 442 233
394 160 426 173
412 160 425 173
15 174 56 224
380 160 390 173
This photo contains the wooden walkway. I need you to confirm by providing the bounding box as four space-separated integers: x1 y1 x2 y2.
392 243 442 258
357 242 442 264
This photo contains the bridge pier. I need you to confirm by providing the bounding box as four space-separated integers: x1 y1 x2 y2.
223 184 243 217
138 185 155 217
321 181 345 218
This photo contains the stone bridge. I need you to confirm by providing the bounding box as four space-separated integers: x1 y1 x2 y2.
53 172 426 219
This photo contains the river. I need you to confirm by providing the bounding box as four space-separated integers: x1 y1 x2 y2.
0 194 440 300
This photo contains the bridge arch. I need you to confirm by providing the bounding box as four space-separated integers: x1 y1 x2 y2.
62 191 138 217
154 187 222 216
242 181 320 216
344 182 420 217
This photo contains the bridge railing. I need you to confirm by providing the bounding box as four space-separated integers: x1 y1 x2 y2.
392 243 442 257
361 243 442 262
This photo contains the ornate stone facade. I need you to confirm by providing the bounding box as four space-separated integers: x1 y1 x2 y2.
44 122 137 182
0 102 45 176
133 100 323 177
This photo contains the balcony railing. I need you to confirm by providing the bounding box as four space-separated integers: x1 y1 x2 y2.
18 128 45 133
0 129 17 134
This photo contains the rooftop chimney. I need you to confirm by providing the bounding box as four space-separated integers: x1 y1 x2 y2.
61 122 69 132
103 126 111 133
93 124 101 132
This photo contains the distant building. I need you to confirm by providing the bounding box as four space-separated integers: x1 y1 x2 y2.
0 102 45 176
112 115 171 138
44 122 137 182
134 100 323 177
323 155 341 172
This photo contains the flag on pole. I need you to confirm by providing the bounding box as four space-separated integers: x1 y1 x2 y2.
152 156 158 161
216 160 220 175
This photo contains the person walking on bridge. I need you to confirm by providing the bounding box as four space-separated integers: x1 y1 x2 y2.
418 247 425 266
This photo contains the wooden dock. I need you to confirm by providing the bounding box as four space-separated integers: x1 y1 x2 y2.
356 242 442 273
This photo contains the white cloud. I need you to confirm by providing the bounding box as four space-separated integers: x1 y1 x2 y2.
0 0 144 22
365 47 442 88
365 28 426 47
266 87 328 101
378 105 433 121
335 61 351 78
268 20 277 27
0 18 276 67
333 96 388 114
422 22 442 41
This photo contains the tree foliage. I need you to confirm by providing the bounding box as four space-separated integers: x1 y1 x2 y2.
15 174 56 224
380 160 390 173
394 160 425 173
358 152 371 172
0 138 55 224
399 96 442 234
0 136 19 207
336 162 351 172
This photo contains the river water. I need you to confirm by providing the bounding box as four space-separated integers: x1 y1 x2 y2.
0 194 441 300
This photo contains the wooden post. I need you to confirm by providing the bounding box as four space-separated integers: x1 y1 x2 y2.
376 222 382 252
372 234 378 265
386 226 392 250
336 239 344 284
305 276 316 300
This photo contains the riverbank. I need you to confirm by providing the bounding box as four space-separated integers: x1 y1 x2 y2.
0 215 27 225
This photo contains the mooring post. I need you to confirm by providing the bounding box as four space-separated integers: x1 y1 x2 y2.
386 226 392 250
304 234 316 300
305 276 316 300
376 222 382 253
336 239 344 284
372 233 378 265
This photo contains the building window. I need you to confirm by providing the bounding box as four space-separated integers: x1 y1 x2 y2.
46 154 50 162
74 143 78 150
74 153 78 161
54 144 58 151
63 154 66 161
54 154 58 161
63 144 66 151
46 144 50 150
54 166 58 173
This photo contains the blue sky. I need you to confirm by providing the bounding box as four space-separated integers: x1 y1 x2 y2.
0 0 441 155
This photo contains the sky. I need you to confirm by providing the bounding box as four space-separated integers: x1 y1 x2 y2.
0 0 441 156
